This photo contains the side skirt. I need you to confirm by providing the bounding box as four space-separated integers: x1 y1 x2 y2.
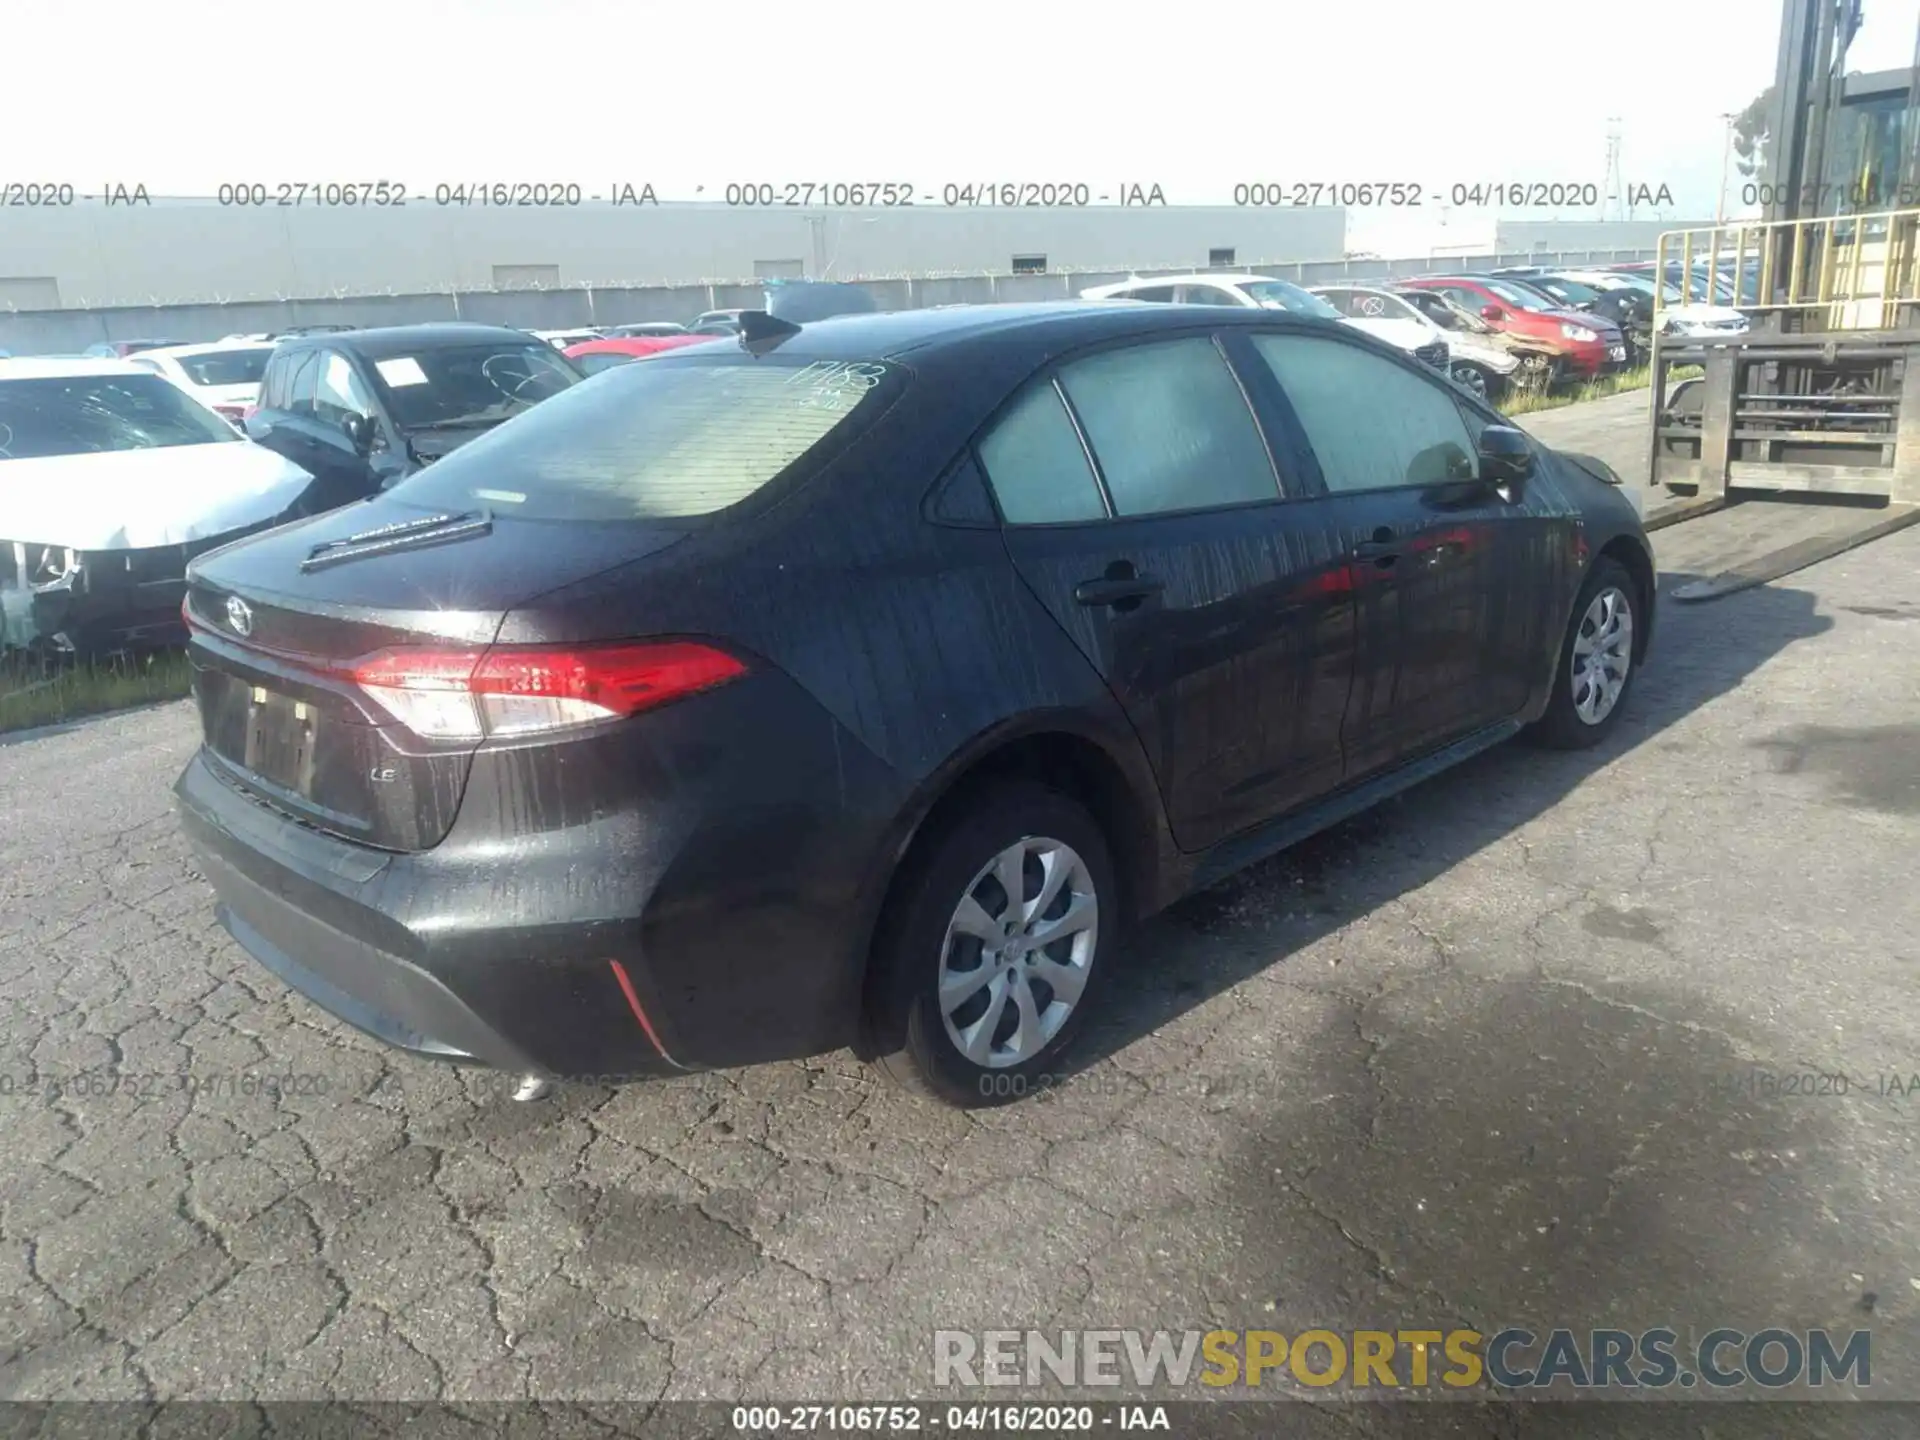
1185 719 1525 896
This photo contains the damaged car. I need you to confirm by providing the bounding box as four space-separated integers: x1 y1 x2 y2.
1309 284 1521 400
0 358 321 656
1390 286 1557 396
244 325 583 496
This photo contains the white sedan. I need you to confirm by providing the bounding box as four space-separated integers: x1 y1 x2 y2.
1081 272 1454 373
0 358 319 654
127 340 279 424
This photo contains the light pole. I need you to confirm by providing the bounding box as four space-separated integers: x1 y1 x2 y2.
1716 111 1739 224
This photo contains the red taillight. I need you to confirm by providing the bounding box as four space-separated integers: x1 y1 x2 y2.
348 641 746 740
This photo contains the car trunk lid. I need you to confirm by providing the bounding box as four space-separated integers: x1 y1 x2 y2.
184 494 688 851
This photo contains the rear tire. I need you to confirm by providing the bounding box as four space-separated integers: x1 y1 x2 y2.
1528 557 1640 750
872 783 1118 1108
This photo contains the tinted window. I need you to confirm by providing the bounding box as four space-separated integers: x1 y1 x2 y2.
1251 334 1477 494
1122 286 1179 302
1178 285 1243 306
383 355 903 521
977 381 1106 525
0 374 242 459
258 351 295 409
1057 337 1278 516
312 350 375 425
285 351 322 416
175 348 273 387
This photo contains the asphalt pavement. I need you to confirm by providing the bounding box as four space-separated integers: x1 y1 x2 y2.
2 403 1918 1436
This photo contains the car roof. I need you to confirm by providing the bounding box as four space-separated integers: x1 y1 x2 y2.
1090 273 1281 289
0 357 150 380
659 301 1351 365
273 323 540 357
137 340 278 359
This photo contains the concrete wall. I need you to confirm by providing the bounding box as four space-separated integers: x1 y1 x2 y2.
0 201 1348 308
0 247 1660 356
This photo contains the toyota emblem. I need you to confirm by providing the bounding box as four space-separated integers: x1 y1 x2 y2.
224 595 253 637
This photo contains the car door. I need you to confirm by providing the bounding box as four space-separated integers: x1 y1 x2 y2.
1244 328 1569 776
975 332 1357 851
248 347 383 511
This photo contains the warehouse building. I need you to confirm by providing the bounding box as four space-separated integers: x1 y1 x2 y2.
0 199 1350 311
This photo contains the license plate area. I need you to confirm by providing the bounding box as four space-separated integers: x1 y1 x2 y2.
241 684 321 797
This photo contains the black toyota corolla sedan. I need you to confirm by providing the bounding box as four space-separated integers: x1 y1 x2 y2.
174 302 1653 1108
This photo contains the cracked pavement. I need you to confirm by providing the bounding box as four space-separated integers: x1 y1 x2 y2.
2 496 1918 1434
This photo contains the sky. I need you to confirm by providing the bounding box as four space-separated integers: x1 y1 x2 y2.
7 0 1920 256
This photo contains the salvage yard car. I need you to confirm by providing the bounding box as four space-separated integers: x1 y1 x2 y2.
562 334 721 374
244 324 581 499
174 302 1653 1109
1396 275 1628 384
1309 285 1519 400
0 358 319 655
1084 273 1453 374
128 340 278 425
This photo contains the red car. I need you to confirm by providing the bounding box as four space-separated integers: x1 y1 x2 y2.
562 334 720 374
1396 276 1626 381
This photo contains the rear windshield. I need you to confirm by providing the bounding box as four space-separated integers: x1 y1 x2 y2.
177 348 273 387
382 354 905 521
0 373 241 459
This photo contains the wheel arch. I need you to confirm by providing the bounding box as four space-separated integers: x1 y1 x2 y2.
849 713 1172 1059
1596 533 1656 660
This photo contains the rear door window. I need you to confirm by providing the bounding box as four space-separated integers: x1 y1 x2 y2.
312 350 376 426
284 351 322 417
1056 337 1279 516
382 354 905 521
976 381 1107 524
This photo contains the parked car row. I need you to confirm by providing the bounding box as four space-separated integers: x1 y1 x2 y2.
1 325 592 655
6 262 1685 661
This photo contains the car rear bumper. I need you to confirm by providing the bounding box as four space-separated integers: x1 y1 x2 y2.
172 668 907 1080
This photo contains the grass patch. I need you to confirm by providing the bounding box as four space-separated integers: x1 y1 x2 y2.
1502 362 1704 419
1503 364 1655 417
0 649 192 735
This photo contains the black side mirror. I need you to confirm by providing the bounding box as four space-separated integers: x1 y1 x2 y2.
341 412 375 457
1477 425 1534 491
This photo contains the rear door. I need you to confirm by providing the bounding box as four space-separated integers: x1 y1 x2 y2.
978 332 1356 851
247 347 383 509
1243 329 1566 776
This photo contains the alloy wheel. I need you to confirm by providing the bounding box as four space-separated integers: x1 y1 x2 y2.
937 836 1099 1068
1571 585 1633 725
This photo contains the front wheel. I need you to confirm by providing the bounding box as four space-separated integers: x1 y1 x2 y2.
872 783 1118 1108
1450 361 1493 401
1527 557 1640 750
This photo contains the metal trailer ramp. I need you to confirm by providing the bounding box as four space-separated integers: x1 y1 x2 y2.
1645 493 1920 602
